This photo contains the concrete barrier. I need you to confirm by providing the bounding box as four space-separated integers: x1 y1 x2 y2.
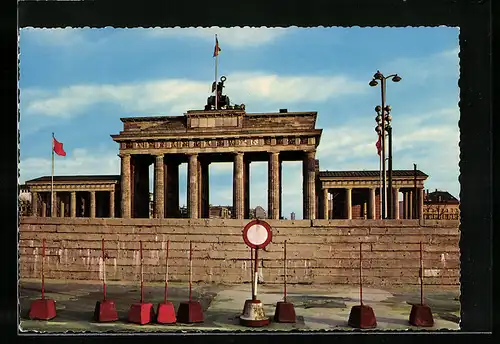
19 217 460 286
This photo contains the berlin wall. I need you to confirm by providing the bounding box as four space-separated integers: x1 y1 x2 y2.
18 218 460 286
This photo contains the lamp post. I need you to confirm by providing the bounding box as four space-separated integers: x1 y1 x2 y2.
370 71 401 219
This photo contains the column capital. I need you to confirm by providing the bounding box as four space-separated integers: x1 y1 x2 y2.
305 150 316 158
154 153 165 158
119 152 131 158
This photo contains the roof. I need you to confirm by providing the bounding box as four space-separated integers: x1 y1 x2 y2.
318 170 428 178
26 175 121 183
425 190 459 204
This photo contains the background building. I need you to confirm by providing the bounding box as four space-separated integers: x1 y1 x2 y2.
423 189 460 220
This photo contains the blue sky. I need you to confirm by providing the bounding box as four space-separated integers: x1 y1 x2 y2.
19 27 460 219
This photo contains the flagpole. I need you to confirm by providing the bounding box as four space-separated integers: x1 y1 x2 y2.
214 34 219 111
51 132 55 217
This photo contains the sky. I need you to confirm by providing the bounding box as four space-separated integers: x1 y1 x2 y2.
18 27 460 219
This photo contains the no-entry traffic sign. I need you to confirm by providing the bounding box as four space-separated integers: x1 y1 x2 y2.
242 220 272 249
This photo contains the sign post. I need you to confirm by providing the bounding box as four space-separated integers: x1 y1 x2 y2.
240 219 273 327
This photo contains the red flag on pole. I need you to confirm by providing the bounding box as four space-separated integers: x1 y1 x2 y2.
376 134 382 156
53 137 66 156
213 36 221 57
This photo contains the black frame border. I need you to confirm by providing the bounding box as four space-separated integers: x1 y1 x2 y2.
2 0 493 343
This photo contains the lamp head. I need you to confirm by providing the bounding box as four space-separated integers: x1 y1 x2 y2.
392 75 402 82
386 114 392 122
375 125 382 133
369 79 378 87
375 105 382 113
384 105 392 112
375 115 382 124
373 71 383 80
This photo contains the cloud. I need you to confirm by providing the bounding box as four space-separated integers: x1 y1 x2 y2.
382 47 459 84
19 148 120 184
148 27 291 48
20 28 87 48
21 72 366 118
316 105 460 199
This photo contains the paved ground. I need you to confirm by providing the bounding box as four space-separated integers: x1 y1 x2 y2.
18 279 460 333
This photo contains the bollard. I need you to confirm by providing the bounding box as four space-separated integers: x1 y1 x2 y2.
177 241 204 323
348 243 376 329
274 240 296 323
29 238 57 320
128 241 155 325
156 240 176 324
409 242 434 327
93 238 118 322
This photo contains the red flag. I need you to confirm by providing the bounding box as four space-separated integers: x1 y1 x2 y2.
376 135 382 156
213 37 221 57
53 137 66 156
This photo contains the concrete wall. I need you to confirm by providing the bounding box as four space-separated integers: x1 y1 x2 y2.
19 218 460 286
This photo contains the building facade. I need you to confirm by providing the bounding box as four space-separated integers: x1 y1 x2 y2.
423 189 460 220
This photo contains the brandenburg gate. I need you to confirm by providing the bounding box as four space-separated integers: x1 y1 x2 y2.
111 108 322 220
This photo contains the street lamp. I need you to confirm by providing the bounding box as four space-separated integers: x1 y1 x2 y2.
370 71 401 219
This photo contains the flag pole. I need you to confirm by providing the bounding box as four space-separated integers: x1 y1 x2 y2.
214 34 219 111
51 132 55 217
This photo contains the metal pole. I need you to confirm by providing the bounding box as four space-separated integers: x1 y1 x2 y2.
253 248 259 300
379 137 383 219
250 247 254 297
140 241 144 303
414 164 418 219
164 239 170 303
189 241 193 302
284 240 287 303
380 80 387 219
388 125 393 219
41 238 45 300
359 242 363 306
51 133 55 217
420 241 424 305
102 238 106 300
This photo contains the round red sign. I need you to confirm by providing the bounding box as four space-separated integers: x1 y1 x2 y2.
242 219 273 249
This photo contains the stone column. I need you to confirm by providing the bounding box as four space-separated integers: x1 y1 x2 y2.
188 153 199 219
323 188 329 220
279 159 283 219
60 198 65 217
268 152 280 219
32 192 38 217
345 188 352 220
154 154 165 218
393 187 400 219
303 151 316 220
402 191 407 219
109 190 115 218
41 196 46 218
120 153 131 218
369 188 376 219
70 191 76 217
90 191 96 218
233 152 244 219
329 190 335 219
243 158 250 219
418 188 424 220
408 190 413 219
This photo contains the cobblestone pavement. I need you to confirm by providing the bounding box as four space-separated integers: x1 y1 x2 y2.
18 279 460 333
